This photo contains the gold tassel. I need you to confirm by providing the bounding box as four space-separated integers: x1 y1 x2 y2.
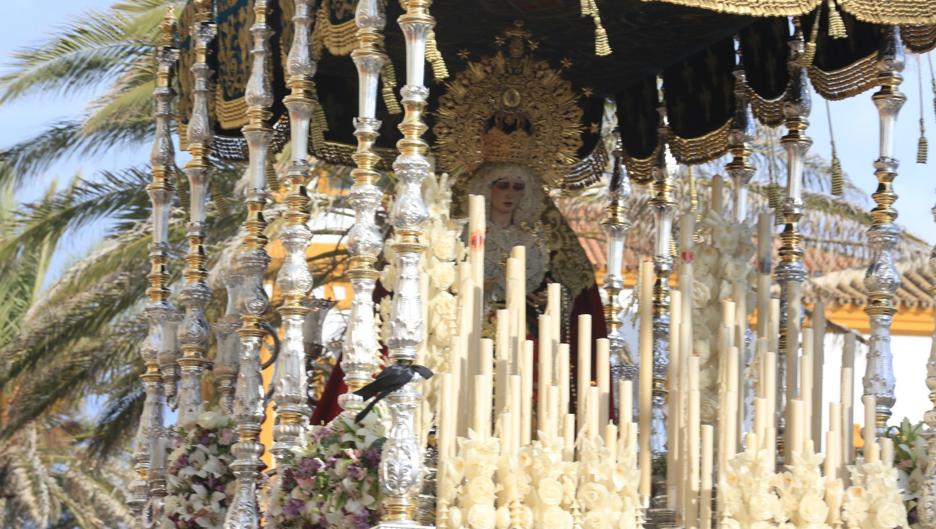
594 22 611 57
380 60 402 115
830 149 844 195
580 0 593 17
918 118 928 164
802 11 821 67
426 31 449 80
768 183 785 225
827 0 848 39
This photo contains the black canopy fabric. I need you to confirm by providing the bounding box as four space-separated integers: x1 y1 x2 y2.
175 0 935 186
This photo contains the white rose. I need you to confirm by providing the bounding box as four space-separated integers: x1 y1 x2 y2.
429 260 456 290
495 506 511 529
467 477 497 504
468 503 497 529
749 493 777 522
432 226 458 260
542 505 573 529
578 483 609 511
798 493 829 524
449 506 463 529
197 410 222 430
538 478 564 506
584 509 612 529
873 502 905 529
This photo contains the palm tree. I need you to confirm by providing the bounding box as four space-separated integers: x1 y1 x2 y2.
0 179 134 529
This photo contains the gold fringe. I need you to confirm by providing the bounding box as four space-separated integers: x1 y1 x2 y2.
426 31 449 80
669 119 731 165
381 60 402 115
639 0 936 24
624 148 659 185
827 0 848 39
808 51 878 100
830 151 844 195
311 1 358 57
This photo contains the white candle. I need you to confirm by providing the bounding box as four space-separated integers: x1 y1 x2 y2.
800 330 813 450
620 379 633 426
481 338 494 377
765 351 777 434
558 343 570 428
863 394 876 456
825 430 840 479
511 246 526 352
754 397 767 443
547 385 560 437
588 385 600 439
472 375 486 437
522 340 534 444
881 437 894 467
509 375 522 454
506 257 522 362
548 283 562 347
789 399 805 456
711 174 725 213
455 262 471 437
577 313 592 432
495 309 510 417
842 334 856 465
597 338 610 427
688 355 701 529
828 402 842 476
812 304 826 449
538 315 552 437
605 424 618 464
700 424 714 529
638 260 653 499
468 195 485 386
756 211 772 340
564 414 576 461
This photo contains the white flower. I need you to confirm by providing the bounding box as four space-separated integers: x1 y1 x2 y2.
538 478 564 506
579 482 609 511
467 503 497 529
196 410 222 430
429 259 456 290
584 509 612 529
467 476 497 504
495 506 511 529
449 506 463 529
873 502 905 529
798 493 829 524
749 492 777 521
542 505 573 529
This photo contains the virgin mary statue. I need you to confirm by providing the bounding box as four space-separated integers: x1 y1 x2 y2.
310 22 606 424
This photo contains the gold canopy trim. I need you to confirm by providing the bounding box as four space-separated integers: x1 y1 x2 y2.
640 0 936 25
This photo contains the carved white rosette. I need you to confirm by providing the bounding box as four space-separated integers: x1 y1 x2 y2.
341 0 388 410
650 107 675 461
602 130 635 392
377 1 435 526
130 11 178 528
920 199 936 529
177 0 216 428
270 0 317 463
775 28 811 458
224 1 273 528
862 26 905 432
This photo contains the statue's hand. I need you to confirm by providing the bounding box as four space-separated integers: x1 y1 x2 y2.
526 290 547 308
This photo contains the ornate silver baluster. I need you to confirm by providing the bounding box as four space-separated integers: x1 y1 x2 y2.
920 199 936 529
342 0 388 410
776 25 811 461
224 0 272 527
129 12 178 528
270 0 317 463
862 27 906 433
378 1 435 526
650 105 675 463
177 0 215 426
214 272 242 416
603 131 635 413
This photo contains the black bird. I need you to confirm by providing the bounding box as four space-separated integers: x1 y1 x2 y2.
353 363 433 423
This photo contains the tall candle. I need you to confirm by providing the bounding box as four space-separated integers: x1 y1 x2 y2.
564 414 576 461
473 375 486 437
455 262 472 437
509 375 522 454
547 385 560 437
638 260 653 500
511 246 526 354
688 355 701 529
700 424 714 529
756 211 772 340
468 195 485 390
577 313 593 431
548 283 562 346
728 346 739 452
481 338 494 377
597 338 611 427
506 257 522 363
668 292 683 510
558 343 570 424
588 385 600 439
881 437 894 467
605 424 619 464
538 315 552 437
765 351 777 434
863 395 876 458
789 398 805 456
824 430 840 478
800 330 813 449
842 334 856 465
711 174 725 214
620 379 633 427
812 304 826 448
495 309 510 416
522 340 534 444
754 397 767 442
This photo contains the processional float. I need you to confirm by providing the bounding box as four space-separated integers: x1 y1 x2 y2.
130 1 936 529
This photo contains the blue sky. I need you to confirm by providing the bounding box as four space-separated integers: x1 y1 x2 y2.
1 1 933 289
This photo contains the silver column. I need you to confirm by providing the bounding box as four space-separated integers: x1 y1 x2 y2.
862 27 906 432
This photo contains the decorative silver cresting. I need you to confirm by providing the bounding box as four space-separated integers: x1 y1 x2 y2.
603 130 635 410
129 11 178 529
271 0 317 463
342 0 388 410
920 198 936 529
775 25 811 461
650 105 676 463
862 26 906 433
378 1 435 527
177 0 216 427
225 0 273 527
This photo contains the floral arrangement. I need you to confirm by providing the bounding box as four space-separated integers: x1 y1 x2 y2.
522 433 574 529
775 448 831 529
720 442 785 528
885 419 927 527
447 432 502 529
843 458 909 529
690 203 757 424
164 410 238 529
576 430 642 529
264 411 385 529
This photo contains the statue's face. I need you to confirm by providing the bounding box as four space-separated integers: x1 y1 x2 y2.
489 176 526 220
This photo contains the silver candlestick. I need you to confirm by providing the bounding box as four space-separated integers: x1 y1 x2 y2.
342 0 388 411
377 1 435 527
225 0 273 527
862 26 906 433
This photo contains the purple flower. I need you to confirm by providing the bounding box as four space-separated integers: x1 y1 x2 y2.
363 447 381 467
283 497 306 519
297 457 324 478
347 463 365 481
